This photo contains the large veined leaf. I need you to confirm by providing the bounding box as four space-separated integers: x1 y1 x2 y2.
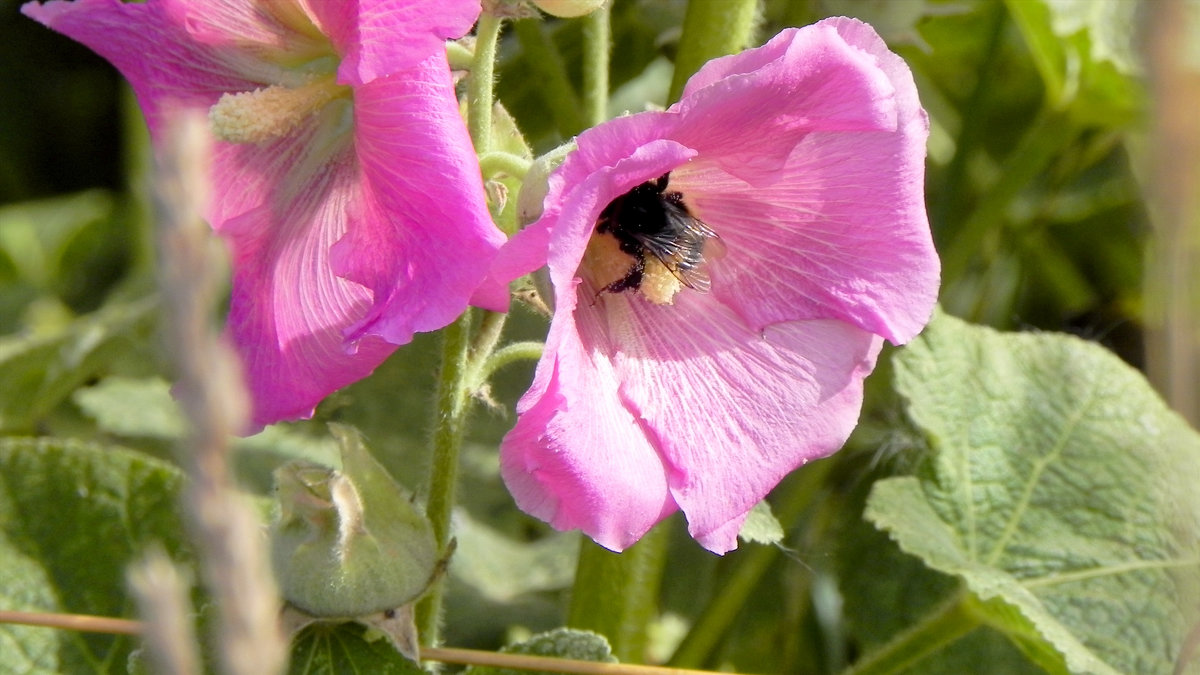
287 623 424 675
864 310 1200 674
0 437 188 674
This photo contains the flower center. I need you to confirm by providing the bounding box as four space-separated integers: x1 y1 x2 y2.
581 173 721 306
209 77 349 144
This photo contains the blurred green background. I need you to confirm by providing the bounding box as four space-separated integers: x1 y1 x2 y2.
1 1 1182 673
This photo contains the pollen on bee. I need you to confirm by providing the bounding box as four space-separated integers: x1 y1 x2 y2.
581 231 635 290
639 257 682 305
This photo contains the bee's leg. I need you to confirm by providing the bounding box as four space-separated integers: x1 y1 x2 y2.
598 256 645 297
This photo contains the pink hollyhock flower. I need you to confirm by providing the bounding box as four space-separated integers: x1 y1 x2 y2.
23 0 507 429
495 17 939 553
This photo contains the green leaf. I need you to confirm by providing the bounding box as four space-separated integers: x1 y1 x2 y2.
72 375 184 439
1005 0 1142 126
288 622 424 675
864 310 1200 674
0 296 156 433
737 500 784 546
451 510 577 602
73 375 339 491
0 437 188 674
463 628 616 675
0 190 117 293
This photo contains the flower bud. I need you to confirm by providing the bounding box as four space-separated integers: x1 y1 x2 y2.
270 424 439 617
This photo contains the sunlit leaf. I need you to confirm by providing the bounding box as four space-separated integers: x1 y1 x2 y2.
865 310 1200 674
737 501 784 546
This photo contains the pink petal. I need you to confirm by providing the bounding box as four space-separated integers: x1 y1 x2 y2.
672 129 936 345
310 0 482 85
334 53 506 344
218 150 395 430
501 290 676 552
600 291 881 553
671 20 904 184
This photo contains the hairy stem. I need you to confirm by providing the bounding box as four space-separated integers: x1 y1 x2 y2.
668 0 759 103
581 1 612 126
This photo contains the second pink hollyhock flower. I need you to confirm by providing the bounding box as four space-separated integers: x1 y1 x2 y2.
23 0 507 429
497 18 940 553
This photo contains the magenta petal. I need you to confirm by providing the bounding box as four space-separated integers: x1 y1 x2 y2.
608 294 881 553
501 299 676 552
219 163 395 429
671 21 902 184
334 53 506 343
313 0 482 85
674 129 936 344
499 19 938 552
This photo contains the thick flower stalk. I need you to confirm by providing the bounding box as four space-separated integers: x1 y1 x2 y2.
23 0 507 429
495 18 940 554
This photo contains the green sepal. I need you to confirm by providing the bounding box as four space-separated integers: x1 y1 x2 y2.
270 424 440 618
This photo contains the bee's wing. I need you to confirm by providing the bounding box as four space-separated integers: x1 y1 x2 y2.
632 212 724 293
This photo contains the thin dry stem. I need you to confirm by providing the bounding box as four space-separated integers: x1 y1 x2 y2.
0 610 142 635
152 112 287 675
127 550 201 675
0 610 741 675
1146 0 1200 424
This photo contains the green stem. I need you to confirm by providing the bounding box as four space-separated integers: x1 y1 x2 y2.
446 40 474 71
417 310 475 645
417 17 513 642
513 18 586 136
468 13 503 154
840 592 981 675
580 1 612 127
668 460 835 668
567 525 670 663
463 308 509 391
668 0 759 103
476 341 544 385
479 151 533 181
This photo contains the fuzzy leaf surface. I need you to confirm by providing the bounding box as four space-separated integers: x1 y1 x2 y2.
866 311 1200 674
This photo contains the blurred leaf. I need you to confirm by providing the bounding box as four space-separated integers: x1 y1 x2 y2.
72 375 183 439
737 501 784 546
452 510 577 602
72 375 339 491
0 296 156 433
463 628 616 675
864 310 1200 674
1005 0 1142 126
0 437 189 674
0 190 127 315
288 622 424 675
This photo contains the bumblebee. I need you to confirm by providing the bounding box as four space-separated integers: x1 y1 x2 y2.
592 173 723 303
